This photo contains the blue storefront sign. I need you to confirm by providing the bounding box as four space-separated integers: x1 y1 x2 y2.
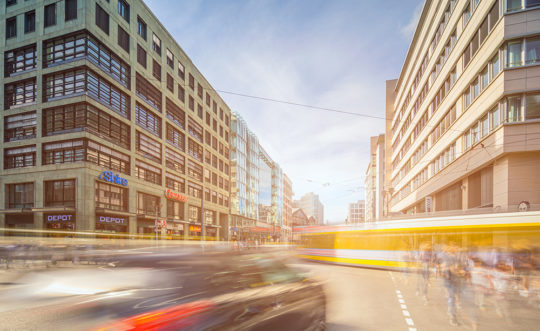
98 171 128 186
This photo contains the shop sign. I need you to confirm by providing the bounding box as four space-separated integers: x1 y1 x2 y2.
98 171 128 186
46 214 74 222
98 215 127 225
189 225 201 232
165 189 188 202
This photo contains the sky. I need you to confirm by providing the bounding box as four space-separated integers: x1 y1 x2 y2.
145 0 424 223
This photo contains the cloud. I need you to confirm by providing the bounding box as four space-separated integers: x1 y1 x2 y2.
400 1 423 39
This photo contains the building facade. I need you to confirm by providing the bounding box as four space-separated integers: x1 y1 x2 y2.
390 0 540 215
0 0 232 239
347 200 365 224
230 113 284 241
365 134 385 221
295 192 324 224
282 173 293 241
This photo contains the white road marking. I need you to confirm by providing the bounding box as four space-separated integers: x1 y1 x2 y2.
405 318 414 326
402 310 411 317
397 294 403 298
399 298 405 303
409 328 417 331
401 304 407 309
396 290 401 294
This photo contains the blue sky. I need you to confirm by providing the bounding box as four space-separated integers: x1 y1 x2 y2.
145 0 424 223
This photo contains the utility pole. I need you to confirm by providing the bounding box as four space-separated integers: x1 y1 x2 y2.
200 187 205 242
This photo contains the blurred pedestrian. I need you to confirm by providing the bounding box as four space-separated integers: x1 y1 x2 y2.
416 242 434 304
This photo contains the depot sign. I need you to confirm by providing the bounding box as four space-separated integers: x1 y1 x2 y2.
98 171 128 186
165 189 188 202
46 214 74 222
98 215 127 225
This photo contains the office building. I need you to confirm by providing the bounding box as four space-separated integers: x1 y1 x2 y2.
295 192 324 224
347 200 365 224
0 0 232 239
282 173 293 241
230 113 285 240
365 134 385 221
390 0 540 215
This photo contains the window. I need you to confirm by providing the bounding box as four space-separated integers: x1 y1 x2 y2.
136 72 162 111
167 74 174 92
95 4 109 34
187 159 203 181
178 85 185 102
152 33 161 55
526 36 540 64
489 1 500 31
189 96 194 111
5 145 36 169
118 0 129 22
167 199 184 219
506 95 522 123
463 3 471 27
136 131 162 163
527 0 540 8
166 97 185 129
165 147 185 174
205 112 210 125
6 17 16 39
197 83 203 99
525 93 540 120
44 3 57 27
87 139 130 174
206 93 211 106
166 123 185 151
506 41 522 68
491 53 500 78
4 111 36 142
137 16 147 40
96 181 128 211
463 89 471 109
117 26 130 53
24 11 35 33
6 183 34 209
197 104 203 119
136 103 162 137
4 44 37 77
188 117 203 142
187 181 202 199
219 108 224 120
472 78 480 99
188 138 203 161
44 67 130 118
189 74 195 90
137 44 146 67
166 49 174 68
490 105 501 130
137 192 160 215
481 115 489 138
166 172 185 193
178 61 185 79
4 78 36 109
44 32 131 87
479 17 488 45
7 0 17 6
43 103 130 149
506 0 523 12
188 205 200 223
471 123 480 144
65 0 77 21
153 59 161 81
463 44 471 68
135 160 162 185
45 180 75 207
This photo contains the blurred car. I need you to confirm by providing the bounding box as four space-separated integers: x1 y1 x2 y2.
0 248 326 331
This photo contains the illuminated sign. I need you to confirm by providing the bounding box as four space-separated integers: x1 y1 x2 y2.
189 225 201 232
46 214 74 222
98 215 127 225
98 171 128 186
166 189 188 202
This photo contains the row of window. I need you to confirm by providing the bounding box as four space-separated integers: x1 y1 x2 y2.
5 0 77 41
462 1 500 69
5 179 74 209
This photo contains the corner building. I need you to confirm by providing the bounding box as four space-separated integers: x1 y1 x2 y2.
0 0 232 239
391 0 540 215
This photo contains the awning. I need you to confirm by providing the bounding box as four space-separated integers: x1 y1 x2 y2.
96 208 138 217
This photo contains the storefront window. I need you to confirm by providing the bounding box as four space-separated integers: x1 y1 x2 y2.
167 200 184 219
188 205 200 223
95 181 128 211
137 192 160 216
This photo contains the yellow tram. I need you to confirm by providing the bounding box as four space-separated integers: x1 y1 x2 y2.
297 211 540 270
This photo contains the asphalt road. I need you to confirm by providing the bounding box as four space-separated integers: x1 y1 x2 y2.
294 261 540 331
1 259 539 331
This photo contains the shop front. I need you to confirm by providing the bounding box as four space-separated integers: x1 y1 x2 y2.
44 213 76 231
4 213 34 236
95 214 129 234
188 224 202 239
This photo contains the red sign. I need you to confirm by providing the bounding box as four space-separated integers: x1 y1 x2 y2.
166 189 188 202
189 225 201 232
